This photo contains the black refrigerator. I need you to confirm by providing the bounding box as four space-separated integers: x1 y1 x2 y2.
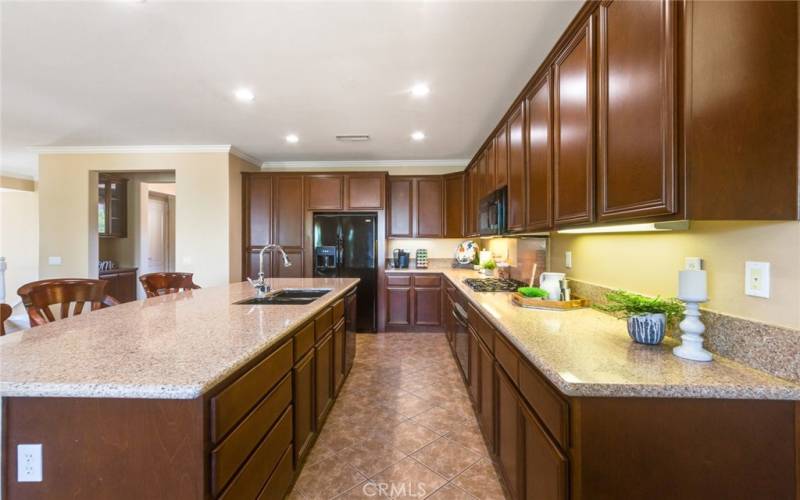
313 214 377 332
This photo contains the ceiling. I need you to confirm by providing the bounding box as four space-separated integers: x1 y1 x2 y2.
1 1 582 178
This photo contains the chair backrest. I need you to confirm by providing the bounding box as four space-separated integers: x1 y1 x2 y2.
0 303 11 336
18 279 120 327
139 272 200 298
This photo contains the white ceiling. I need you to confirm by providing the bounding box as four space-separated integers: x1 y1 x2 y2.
1 1 582 178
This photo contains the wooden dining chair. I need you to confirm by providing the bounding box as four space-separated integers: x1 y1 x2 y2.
1 303 12 336
139 272 201 298
17 279 120 327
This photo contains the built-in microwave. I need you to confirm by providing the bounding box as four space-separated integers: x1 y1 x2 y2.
478 187 507 236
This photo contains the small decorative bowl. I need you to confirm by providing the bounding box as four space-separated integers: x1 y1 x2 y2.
627 313 666 345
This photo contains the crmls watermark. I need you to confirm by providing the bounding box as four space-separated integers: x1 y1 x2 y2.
362 481 427 498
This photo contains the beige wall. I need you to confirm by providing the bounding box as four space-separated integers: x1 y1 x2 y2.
386 239 464 259
549 221 800 330
0 188 39 304
38 152 237 287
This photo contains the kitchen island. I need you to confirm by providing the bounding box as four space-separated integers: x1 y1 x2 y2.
1 278 359 500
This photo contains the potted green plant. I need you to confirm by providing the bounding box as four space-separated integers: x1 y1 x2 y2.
480 259 496 276
594 290 684 345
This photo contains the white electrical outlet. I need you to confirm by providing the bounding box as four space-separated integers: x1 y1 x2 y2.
47 256 62 265
17 444 42 482
685 257 703 271
745 261 770 298
565 251 573 269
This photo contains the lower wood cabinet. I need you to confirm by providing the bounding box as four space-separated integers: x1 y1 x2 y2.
315 332 333 427
99 268 138 303
522 403 567 500
477 337 495 452
385 273 443 331
496 364 522 500
468 329 480 402
293 349 315 465
333 318 345 393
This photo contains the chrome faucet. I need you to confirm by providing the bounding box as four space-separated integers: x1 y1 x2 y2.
247 244 292 298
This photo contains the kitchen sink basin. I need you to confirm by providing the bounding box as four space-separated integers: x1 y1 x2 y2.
234 288 332 305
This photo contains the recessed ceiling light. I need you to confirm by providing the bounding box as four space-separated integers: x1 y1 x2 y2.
285 134 299 144
411 83 430 97
411 131 426 141
234 88 255 102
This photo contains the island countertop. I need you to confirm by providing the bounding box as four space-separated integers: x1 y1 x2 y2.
0 278 359 399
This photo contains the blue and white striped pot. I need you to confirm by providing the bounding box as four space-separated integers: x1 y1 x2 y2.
627 313 666 345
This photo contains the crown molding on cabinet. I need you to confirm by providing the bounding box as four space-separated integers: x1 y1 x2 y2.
260 159 469 170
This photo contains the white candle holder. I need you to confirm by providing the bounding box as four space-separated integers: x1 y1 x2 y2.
672 300 713 362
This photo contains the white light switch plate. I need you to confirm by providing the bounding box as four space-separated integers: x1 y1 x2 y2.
745 261 770 298
565 251 572 269
47 256 62 265
17 444 42 482
685 257 703 271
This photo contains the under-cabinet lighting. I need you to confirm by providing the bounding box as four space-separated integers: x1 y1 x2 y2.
557 220 689 234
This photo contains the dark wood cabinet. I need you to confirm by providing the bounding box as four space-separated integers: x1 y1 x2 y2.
333 319 345 393
477 151 488 200
315 333 333 426
293 349 315 465
98 174 128 238
486 141 496 196
415 177 443 238
413 288 441 327
525 74 554 231
553 16 595 227
507 103 525 232
597 0 677 221
388 177 413 238
272 249 303 278
245 175 272 248
478 338 495 452
443 173 464 238
386 284 411 327
99 268 138 303
497 365 522 500
522 403 567 500
495 124 508 189
305 175 344 210
273 175 304 247
346 173 385 210
468 328 480 403
385 273 443 331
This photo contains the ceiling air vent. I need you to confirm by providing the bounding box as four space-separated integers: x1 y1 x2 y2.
336 135 371 142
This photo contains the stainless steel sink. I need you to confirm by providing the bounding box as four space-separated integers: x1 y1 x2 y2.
234 288 331 305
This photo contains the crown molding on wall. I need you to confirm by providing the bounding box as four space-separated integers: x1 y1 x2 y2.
260 159 470 170
28 145 236 155
229 148 262 167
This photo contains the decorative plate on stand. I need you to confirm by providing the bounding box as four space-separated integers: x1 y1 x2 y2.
455 240 479 264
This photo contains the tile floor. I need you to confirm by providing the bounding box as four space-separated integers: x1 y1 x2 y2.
289 332 510 500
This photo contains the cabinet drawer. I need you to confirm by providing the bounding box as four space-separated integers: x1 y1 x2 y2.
494 332 519 383
467 304 494 352
211 340 293 443
315 307 333 341
519 361 569 449
211 374 292 495
219 406 293 500
332 298 345 323
256 445 294 500
386 274 411 287
294 321 315 361
414 274 442 288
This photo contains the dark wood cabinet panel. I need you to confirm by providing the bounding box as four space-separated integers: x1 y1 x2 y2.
346 174 385 210
468 328 480 403
553 17 595 227
478 338 495 452
333 320 344 393
497 365 522 500
597 0 677 221
386 286 411 326
100 269 138 304
245 175 272 247
414 288 442 327
245 251 272 281
507 103 525 232
315 333 333 426
444 173 465 238
416 177 443 238
293 349 315 465
525 74 553 231
388 178 413 238
495 124 509 189
274 175 304 247
477 151 488 200
486 141 496 196
272 249 303 278
522 403 567 500
305 175 344 210
466 165 477 236
98 175 128 238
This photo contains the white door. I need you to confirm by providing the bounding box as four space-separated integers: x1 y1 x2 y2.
147 196 169 273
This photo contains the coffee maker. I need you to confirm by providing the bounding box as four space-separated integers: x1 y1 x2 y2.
392 249 410 269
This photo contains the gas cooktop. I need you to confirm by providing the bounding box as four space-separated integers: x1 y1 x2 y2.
463 278 527 293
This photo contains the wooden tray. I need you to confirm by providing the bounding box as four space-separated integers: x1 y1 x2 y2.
511 293 589 311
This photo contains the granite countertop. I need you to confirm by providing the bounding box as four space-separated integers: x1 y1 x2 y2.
440 268 800 400
0 278 359 399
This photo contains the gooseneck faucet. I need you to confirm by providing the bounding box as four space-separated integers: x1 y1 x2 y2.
247 244 292 298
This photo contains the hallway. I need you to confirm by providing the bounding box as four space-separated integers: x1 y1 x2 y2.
289 333 509 499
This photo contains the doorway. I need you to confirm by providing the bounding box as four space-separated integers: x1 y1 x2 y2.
146 193 170 273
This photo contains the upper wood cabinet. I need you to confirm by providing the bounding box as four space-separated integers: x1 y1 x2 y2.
415 177 444 238
346 173 385 210
477 150 488 200
305 175 344 210
98 174 128 238
444 173 465 238
507 103 526 232
245 175 272 248
388 177 413 238
495 124 509 189
526 74 553 232
273 175 304 247
553 16 595 227
597 0 677 221
485 142 496 197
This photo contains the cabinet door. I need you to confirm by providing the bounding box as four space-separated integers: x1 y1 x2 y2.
116 271 138 303
416 177 443 238
444 173 465 238
245 175 272 247
293 350 315 464
245 251 272 280
477 151 488 200
598 0 676 221
486 141 496 195
347 174 384 210
413 288 442 327
386 287 411 326
333 319 345 393
497 365 522 500
468 328 480 404
553 17 595 227
526 74 554 231
478 338 495 452
507 103 526 232
315 333 333 426
522 404 567 500
274 175 304 247
305 175 344 210
495 124 509 189
388 178 413 238
272 249 303 278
